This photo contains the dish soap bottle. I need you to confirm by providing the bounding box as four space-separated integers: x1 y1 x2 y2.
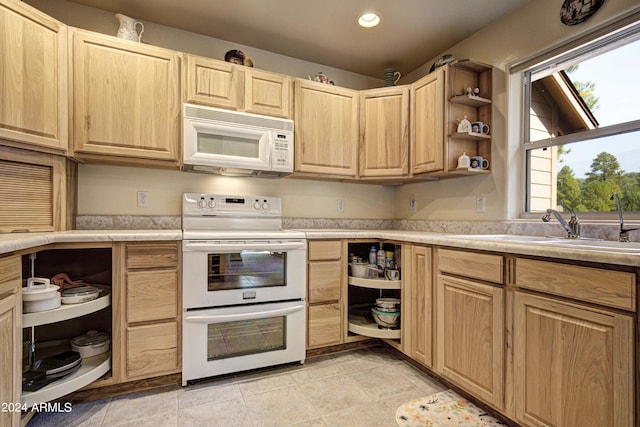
369 245 377 265
376 243 386 272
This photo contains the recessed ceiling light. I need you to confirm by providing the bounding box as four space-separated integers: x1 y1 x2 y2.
358 12 381 28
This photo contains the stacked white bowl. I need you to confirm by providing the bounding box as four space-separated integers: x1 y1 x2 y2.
371 297 400 329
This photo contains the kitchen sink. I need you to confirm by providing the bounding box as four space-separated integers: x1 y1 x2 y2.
449 234 640 253
534 238 640 253
447 234 556 242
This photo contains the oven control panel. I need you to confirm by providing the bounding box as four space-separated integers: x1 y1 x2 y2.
183 193 282 217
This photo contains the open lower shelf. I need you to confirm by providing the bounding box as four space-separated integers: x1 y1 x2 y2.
22 351 111 407
348 304 401 340
23 285 111 328
348 276 401 290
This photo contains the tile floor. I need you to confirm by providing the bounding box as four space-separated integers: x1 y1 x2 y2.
27 346 447 427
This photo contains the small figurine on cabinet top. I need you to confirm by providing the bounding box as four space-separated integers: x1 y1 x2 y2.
224 49 254 67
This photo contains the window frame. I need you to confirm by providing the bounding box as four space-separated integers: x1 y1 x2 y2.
520 19 640 217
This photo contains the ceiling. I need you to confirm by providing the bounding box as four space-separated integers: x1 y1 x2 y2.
64 0 530 78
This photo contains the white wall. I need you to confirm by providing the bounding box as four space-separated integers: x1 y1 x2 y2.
77 165 396 218
28 0 640 220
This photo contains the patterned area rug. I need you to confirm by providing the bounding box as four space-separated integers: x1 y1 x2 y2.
396 389 505 426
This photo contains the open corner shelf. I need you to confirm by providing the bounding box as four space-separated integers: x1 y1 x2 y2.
348 304 401 340
450 132 491 141
450 94 491 107
22 285 111 328
22 352 111 407
348 276 401 290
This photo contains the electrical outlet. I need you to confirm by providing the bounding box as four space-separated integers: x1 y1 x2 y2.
410 199 417 213
337 199 344 213
137 191 149 207
476 196 486 213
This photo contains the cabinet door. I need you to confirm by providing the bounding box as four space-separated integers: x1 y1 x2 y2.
308 261 341 303
436 274 504 408
0 0 68 153
308 303 342 348
513 292 634 427
404 245 433 367
184 54 243 110
359 87 409 177
125 322 179 380
411 68 445 174
294 79 358 177
245 69 292 118
126 269 179 323
0 294 20 427
72 30 180 164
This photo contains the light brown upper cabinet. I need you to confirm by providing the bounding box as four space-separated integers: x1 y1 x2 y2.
294 79 358 177
444 60 493 176
0 0 68 154
71 29 180 167
184 54 292 118
410 68 445 174
359 86 409 178
411 60 493 178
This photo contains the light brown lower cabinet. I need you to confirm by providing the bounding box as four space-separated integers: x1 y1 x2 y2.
307 303 342 348
116 242 181 382
403 245 433 368
0 255 21 427
306 240 344 349
513 291 634 427
436 274 504 409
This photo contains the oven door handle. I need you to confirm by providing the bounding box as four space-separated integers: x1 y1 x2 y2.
184 303 305 324
184 241 305 252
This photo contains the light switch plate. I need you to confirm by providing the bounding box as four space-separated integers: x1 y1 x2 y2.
137 191 149 207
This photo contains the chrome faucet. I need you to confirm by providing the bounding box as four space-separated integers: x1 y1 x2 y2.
541 202 580 239
610 192 640 242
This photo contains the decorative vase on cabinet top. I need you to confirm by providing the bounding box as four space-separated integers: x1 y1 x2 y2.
115 13 144 42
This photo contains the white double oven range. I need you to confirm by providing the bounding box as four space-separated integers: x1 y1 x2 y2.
181 193 306 385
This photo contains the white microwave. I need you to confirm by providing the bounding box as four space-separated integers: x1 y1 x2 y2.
183 103 294 177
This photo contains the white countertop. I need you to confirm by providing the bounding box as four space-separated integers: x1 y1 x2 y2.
0 229 638 267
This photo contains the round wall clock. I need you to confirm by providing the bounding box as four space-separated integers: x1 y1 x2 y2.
561 0 605 26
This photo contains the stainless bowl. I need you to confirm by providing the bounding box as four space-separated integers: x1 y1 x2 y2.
375 297 400 309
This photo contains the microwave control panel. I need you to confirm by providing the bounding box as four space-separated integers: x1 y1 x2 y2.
272 132 293 171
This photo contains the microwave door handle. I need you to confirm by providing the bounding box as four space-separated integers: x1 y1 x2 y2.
184 242 305 252
184 304 305 324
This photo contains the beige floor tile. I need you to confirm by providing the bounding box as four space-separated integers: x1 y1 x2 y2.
243 385 320 427
299 374 370 414
178 397 252 427
321 401 397 427
109 412 178 427
290 359 345 384
347 364 421 400
179 381 243 409
26 399 110 427
101 386 178 426
288 418 328 427
238 373 298 397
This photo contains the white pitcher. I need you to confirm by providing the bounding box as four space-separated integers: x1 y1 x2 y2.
115 13 144 42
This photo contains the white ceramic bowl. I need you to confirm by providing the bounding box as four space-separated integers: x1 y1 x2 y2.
350 262 378 278
371 307 400 328
375 297 400 309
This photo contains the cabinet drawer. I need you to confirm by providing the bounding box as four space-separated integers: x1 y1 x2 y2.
126 243 179 269
437 248 503 284
308 261 342 303
308 240 342 261
308 303 342 348
0 255 20 297
126 322 179 379
515 258 636 311
126 270 179 323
